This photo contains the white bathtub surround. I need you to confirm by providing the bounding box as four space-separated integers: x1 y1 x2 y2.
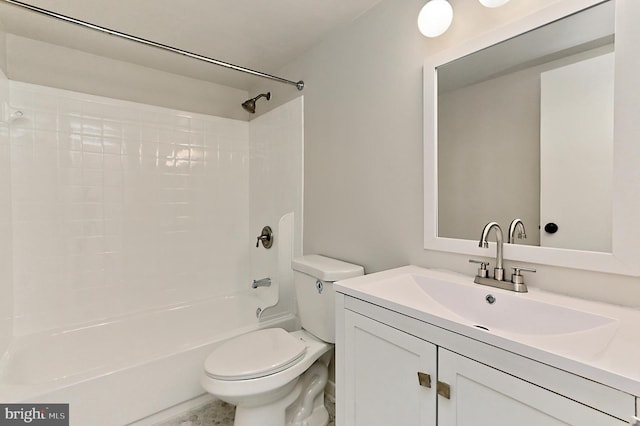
8 81 251 335
252 212 292 321
0 71 12 357
249 97 304 321
0 81 304 425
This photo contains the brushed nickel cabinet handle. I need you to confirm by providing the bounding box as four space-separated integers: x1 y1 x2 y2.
417 372 432 388
437 381 451 399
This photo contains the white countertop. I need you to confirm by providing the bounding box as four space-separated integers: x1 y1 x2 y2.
335 265 640 397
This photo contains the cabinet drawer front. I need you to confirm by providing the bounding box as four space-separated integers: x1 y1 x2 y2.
438 349 627 426
342 311 437 426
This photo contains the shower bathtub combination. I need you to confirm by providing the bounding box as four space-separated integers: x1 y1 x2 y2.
0 2 305 422
0 75 303 423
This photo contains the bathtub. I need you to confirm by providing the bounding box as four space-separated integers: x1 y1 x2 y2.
0 291 298 425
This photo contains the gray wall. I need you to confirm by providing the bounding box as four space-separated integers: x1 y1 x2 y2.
252 0 640 308
5 35 248 120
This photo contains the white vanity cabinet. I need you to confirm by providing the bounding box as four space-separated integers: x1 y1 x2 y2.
438 349 624 425
342 310 437 425
336 296 635 426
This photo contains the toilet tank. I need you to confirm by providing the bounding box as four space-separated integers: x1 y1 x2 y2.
292 254 364 343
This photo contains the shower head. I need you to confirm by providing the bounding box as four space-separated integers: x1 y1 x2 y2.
242 92 271 114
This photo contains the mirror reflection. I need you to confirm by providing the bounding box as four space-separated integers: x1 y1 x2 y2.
436 1 614 252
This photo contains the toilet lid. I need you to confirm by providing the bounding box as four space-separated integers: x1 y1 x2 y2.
204 328 307 380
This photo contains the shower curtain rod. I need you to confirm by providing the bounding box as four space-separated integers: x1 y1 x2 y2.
1 0 305 91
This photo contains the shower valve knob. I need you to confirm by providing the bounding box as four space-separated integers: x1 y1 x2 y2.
256 226 273 249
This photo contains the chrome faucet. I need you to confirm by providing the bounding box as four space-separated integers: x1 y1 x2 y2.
479 221 505 281
508 218 527 244
251 277 271 289
470 221 534 293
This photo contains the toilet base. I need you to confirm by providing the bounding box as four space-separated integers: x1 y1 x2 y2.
289 404 329 426
233 386 298 426
233 358 330 426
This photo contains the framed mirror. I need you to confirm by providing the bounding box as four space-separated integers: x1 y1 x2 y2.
424 0 640 275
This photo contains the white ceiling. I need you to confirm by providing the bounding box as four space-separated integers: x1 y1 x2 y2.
0 0 383 90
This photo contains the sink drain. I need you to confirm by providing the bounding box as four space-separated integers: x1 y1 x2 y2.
473 324 490 331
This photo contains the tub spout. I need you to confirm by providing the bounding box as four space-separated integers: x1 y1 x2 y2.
252 277 271 289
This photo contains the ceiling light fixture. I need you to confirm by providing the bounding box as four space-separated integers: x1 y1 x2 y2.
478 0 511 7
417 0 453 38
418 0 512 38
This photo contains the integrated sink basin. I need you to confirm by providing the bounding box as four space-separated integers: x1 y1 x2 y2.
411 274 617 335
340 266 620 360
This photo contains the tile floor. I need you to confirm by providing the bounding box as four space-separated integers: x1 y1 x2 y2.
155 397 336 426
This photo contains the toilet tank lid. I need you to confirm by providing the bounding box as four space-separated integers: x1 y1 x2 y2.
292 254 364 281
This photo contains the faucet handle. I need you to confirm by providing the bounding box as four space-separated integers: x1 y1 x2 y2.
511 266 536 287
512 266 536 274
469 259 490 278
256 226 273 249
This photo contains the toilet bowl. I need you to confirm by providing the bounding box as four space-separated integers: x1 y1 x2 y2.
200 254 364 426
201 329 332 426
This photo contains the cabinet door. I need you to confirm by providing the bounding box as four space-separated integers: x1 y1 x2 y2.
341 310 437 426
438 349 627 426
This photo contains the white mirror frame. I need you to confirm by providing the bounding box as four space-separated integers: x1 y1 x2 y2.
424 0 640 276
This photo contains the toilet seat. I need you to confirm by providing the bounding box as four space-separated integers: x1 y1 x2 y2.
204 328 307 381
201 329 332 405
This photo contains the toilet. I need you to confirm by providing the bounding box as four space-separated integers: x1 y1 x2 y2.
200 254 364 426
